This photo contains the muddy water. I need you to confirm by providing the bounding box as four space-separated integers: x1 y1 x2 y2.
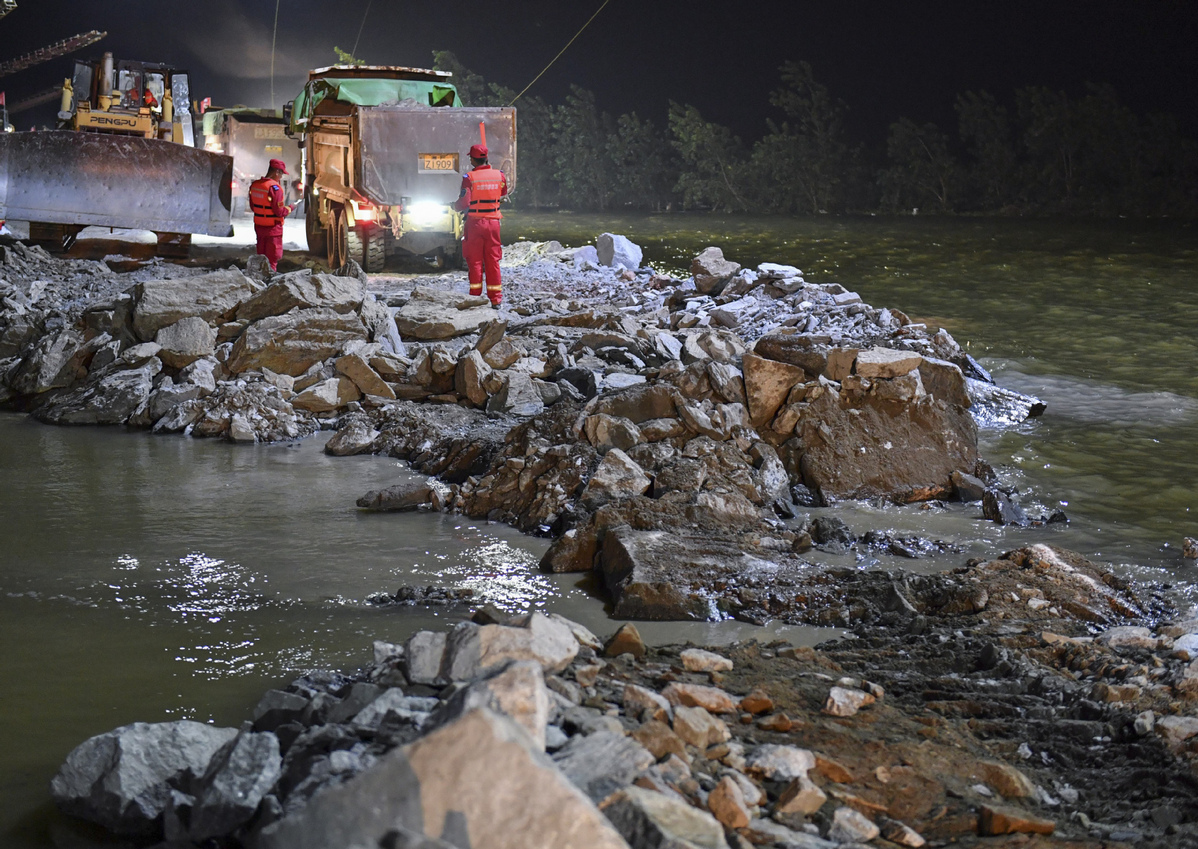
4 215 1198 845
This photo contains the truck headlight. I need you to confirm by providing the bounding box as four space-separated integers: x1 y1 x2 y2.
408 201 444 227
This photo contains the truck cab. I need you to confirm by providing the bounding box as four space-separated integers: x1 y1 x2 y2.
287 65 516 271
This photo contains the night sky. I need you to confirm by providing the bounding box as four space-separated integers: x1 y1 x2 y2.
2 0 1197 142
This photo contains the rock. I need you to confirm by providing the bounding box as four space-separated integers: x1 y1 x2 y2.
1185 537 1198 559
227 307 368 376
1097 625 1155 650
336 353 395 399
692 247 740 296
432 660 550 750
631 720 688 761
661 683 737 714
552 730 654 804
573 245 600 267
708 775 751 829
978 805 1055 836
582 448 652 507
854 347 922 378
34 359 160 425
672 706 730 749
483 337 522 369
475 319 508 355
976 760 1036 798
152 316 217 369
394 285 496 340
822 686 875 717
539 525 599 573
828 807 880 843
604 623 647 658
624 683 673 722
441 613 580 680
132 268 257 341
51 720 238 837
965 377 1046 425
235 270 364 322
228 414 256 442
879 817 927 848
982 489 1029 526
739 689 773 715
188 727 282 840
795 385 977 503
742 353 807 429
775 775 826 816
1156 715 1198 748
403 630 448 686
584 413 644 453
10 327 85 394
918 356 970 407
326 419 380 455
597 234 643 270
1134 710 1155 737
356 479 440 511
603 785 730 849
952 470 987 502
680 649 733 673
454 349 493 407
487 371 545 417
292 375 361 412
256 709 629 849
743 745 814 782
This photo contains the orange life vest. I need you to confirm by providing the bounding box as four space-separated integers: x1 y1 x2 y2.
463 166 505 220
248 177 284 227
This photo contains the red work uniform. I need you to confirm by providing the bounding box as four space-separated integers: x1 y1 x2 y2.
455 159 508 305
248 176 292 271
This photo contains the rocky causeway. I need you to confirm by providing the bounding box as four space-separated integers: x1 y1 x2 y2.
3 232 1198 847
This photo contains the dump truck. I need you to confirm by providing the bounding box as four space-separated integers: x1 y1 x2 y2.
0 52 232 256
286 64 516 271
201 107 302 217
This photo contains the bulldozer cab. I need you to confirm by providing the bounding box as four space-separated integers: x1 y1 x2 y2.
63 55 192 143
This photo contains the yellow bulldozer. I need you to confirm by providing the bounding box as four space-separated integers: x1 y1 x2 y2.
0 52 232 256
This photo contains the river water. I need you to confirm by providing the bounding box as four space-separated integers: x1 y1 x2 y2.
3 214 1197 845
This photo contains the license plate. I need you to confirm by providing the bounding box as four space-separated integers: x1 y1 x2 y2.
419 153 459 172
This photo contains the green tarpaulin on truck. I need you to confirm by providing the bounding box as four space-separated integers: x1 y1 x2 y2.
292 78 459 128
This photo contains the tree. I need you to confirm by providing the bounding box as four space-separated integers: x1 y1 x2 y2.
956 90 1020 210
333 47 366 66
762 61 854 213
552 86 615 210
607 112 678 210
879 118 961 212
667 102 750 211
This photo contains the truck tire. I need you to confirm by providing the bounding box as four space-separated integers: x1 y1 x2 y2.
305 190 327 256
345 224 366 268
326 207 344 269
363 229 385 272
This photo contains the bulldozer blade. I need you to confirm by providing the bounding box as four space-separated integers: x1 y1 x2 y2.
0 131 232 237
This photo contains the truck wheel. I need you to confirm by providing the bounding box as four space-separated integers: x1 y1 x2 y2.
363 229 385 272
305 191 327 256
345 224 366 267
327 207 344 269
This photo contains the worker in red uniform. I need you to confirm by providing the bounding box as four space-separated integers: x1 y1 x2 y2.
248 159 293 271
454 144 508 307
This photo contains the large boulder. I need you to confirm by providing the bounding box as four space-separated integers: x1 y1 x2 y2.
581 448 651 508
429 660 550 750
226 308 368 376
742 353 807 429
603 785 729 849
9 328 85 395
35 360 161 425
188 728 282 840
155 316 217 370
235 270 364 322
691 247 740 296
291 376 361 412
132 269 258 341
551 730 654 803
441 613 580 681
795 387 978 503
254 708 630 849
50 720 238 838
395 286 497 341
597 234 643 270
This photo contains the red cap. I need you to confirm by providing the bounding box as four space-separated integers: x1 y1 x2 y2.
469 144 488 159
268 158 289 175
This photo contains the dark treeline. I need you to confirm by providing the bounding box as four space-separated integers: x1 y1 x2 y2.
434 52 1198 217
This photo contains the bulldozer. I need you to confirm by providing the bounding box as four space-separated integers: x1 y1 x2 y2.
0 52 232 256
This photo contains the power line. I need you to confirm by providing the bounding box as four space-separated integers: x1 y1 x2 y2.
270 0 281 108
351 0 373 60
509 0 610 106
